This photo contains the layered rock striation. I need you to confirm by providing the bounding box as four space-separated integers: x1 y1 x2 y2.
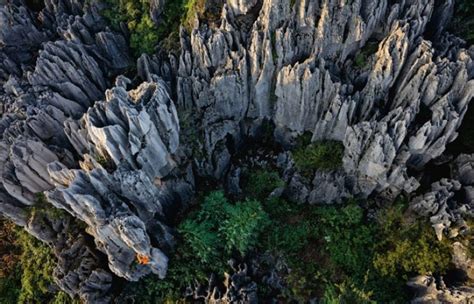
1 0 474 302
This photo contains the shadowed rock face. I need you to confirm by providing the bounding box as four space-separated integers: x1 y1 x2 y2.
0 0 473 302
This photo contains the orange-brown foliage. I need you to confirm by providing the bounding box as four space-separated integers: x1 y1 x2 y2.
0 219 21 278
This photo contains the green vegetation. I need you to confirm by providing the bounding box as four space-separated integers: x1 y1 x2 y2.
2 169 456 304
292 140 345 174
102 0 159 56
322 281 375 304
178 110 205 159
121 190 270 301
240 171 453 303
3 167 455 303
243 169 284 201
0 220 79 304
449 0 474 44
354 41 379 68
155 0 188 51
220 199 270 254
17 230 57 303
0 266 21 304
101 0 224 56
0 219 21 303
180 191 269 259
373 205 451 279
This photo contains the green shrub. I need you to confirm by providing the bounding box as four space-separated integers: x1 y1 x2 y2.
244 170 284 201
219 199 270 255
322 281 375 304
196 190 227 223
0 266 21 304
51 291 81 304
121 190 453 303
354 41 379 69
263 220 314 254
122 191 270 302
17 231 56 303
0 220 80 303
316 204 376 277
180 191 270 257
155 0 187 52
292 140 344 174
259 197 452 303
101 0 223 55
102 0 159 57
178 220 219 264
374 207 451 279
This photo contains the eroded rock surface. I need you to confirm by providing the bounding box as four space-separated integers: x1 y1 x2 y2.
1 0 474 302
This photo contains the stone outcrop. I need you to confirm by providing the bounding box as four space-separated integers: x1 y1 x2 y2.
408 275 474 304
410 154 474 241
47 77 192 281
173 0 474 204
186 260 258 303
1 0 474 302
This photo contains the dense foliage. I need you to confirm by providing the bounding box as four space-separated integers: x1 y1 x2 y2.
0 220 79 304
0 219 21 303
121 190 270 301
292 140 345 174
101 0 221 55
121 168 454 303
102 0 159 56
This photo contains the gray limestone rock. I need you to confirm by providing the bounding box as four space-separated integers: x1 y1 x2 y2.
408 275 474 304
410 179 472 241
1 0 474 302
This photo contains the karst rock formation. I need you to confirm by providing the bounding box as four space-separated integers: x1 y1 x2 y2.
1 0 473 302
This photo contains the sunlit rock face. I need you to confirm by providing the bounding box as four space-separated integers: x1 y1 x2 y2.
47 77 190 281
0 0 473 302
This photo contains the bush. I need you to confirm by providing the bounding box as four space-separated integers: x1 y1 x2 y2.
373 207 451 279
17 231 57 303
316 204 376 277
0 219 21 278
322 281 375 304
101 0 223 55
121 191 453 303
260 197 452 303
180 191 269 257
220 199 270 255
155 0 187 51
354 41 379 68
292 140 344 174
196 190 227 223
178 220 219 265
125 191 270 302
102 0 159 57
244 170 284 201
0 220 80 303
0 266 21 304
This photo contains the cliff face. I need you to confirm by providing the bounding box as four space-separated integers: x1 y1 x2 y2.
0 0 473 302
